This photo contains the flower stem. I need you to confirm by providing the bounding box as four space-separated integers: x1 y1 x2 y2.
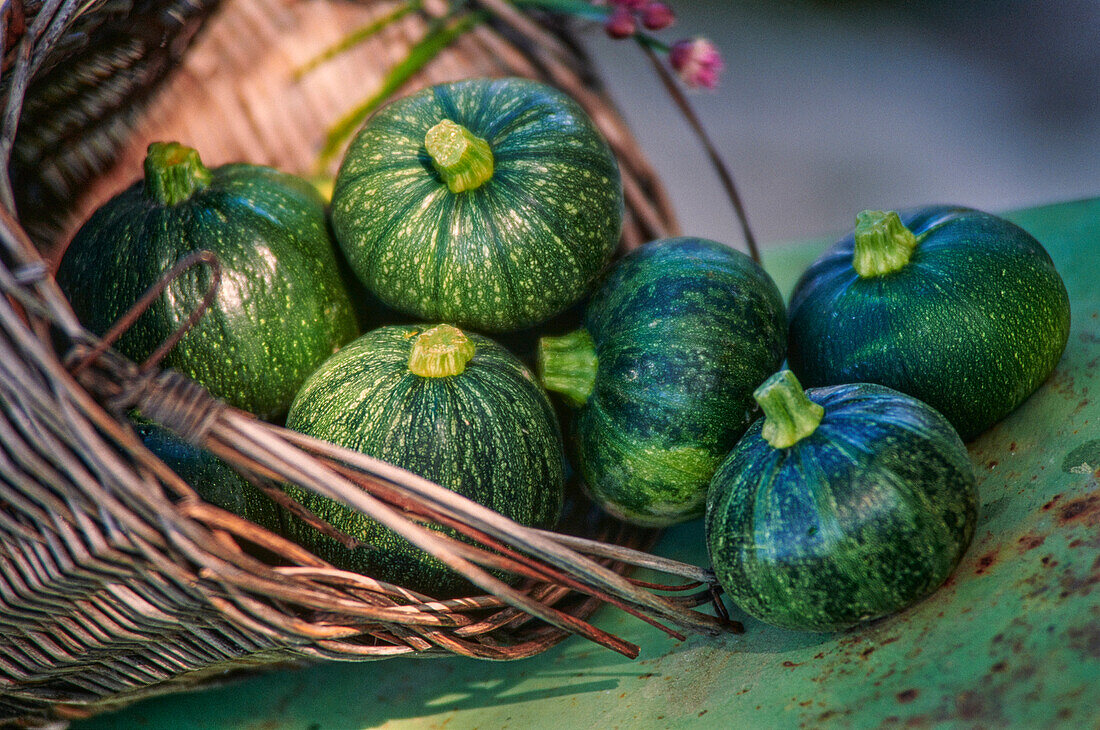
638 41 760 264
510 0 609 22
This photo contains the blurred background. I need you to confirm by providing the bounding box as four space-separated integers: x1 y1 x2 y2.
580 0 1100 248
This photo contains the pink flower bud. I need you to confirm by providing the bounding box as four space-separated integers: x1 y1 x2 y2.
612 0 648 9
669 37 724 89
604 7 637 39
641 2 675 31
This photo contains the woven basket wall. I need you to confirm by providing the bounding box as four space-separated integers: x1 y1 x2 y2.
0 0 721 725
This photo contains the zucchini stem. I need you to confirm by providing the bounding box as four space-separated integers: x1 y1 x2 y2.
143 142 212 206
755 370 824 449
408 324 476 377
852 210 918 277
538 329 598 408
425 119 495 193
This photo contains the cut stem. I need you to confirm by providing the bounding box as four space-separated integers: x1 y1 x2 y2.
755 370 824 449
852 210 918 278
408 325 476 378
425 120 495 193
143 142 212 206
537 329 598 408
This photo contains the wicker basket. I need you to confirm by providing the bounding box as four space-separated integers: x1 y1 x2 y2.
0 0 735 723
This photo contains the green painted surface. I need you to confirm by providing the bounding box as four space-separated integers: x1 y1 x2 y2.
73 199 1100 729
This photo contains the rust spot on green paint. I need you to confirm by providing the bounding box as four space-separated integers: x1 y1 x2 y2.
1055 555 1100 598
1066 623 1100 658
975 550 999 575
896 689 918 703
1017 534 1045 552
955 690 987 720
991 661 1008 672
782 661 803 668
1057 492 1100 527
1042 494 1063 511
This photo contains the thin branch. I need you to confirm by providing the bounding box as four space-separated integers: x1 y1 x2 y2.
639 42 761 263
536 529 718 585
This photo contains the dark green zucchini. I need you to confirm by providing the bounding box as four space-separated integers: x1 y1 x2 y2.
285 324 564 596
135 422 283 534
330 77 623 333
706 370 978 632
538 237 787 526
55 142 359 422
787 206 1070 440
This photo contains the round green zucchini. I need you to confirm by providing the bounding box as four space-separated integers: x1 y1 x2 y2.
134 422 283 534
285 323 564 596
787 206 1070 441
56 142 359 422
537 237 787 527
706 370 978 632
330 77 623 333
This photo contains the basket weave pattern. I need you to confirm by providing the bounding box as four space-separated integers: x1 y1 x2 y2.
0 0 729 722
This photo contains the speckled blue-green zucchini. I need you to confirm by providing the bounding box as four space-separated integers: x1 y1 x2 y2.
330 77 623 333
706 370 978 632
787 206 1070 441
285 324 564 596
537 237 786 527
56 142 359 422
135 421 283 534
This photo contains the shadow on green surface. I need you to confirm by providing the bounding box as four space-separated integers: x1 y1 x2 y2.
72 649 643 730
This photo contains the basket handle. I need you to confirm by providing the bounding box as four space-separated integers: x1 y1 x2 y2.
67 249 221 377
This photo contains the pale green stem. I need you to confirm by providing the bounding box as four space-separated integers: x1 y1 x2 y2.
425 119 495 193
408 324 476 378
853 210 918 277
755 370 824 449
537 329 598 408
143 142 212 206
